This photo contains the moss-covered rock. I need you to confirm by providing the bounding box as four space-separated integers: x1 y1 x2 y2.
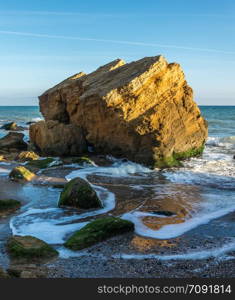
9 166 35 181
64 217 134 250
154 145 205 168
7 235 58 259
26 157 60 169
58 177 102 209
0 199 21 212
16 151 39 162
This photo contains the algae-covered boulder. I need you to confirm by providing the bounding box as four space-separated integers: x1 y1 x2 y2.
0 199 21 212
26 157 60 169
7 235 58 259
64 217 134 250
16 151 39 162
9 166 35 181
58 177 102 209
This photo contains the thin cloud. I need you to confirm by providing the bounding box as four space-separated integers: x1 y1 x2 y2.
0 30 235 55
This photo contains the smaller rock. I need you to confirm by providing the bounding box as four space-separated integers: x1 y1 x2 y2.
64 217 134 250
58 177 102 209
0 132 28 152
9 166 35 181
1 122 24 131
233 155 235 160
16 151 39 162
0 199 21 212
7 235 58 259
26 157 61 169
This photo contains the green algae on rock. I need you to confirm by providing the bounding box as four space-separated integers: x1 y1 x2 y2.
7 235 58 259
59 177 102 209
0 199 21 212
9 166 35 181
64 217 134 250
26 157 60 169
154 145 205 168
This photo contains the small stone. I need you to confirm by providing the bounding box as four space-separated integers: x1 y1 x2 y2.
9 166 35 181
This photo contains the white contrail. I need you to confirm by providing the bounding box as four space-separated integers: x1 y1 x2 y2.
0 30 235 55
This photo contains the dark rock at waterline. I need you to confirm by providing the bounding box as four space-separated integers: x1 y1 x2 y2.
7 235 58 259
58 177 102 209
1 122 25 131
0 199 21 212
233 155 235 160
64 217 134 250
0 132 27 152
151 210 175 217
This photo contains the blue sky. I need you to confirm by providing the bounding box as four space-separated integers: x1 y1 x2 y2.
0 0 234 105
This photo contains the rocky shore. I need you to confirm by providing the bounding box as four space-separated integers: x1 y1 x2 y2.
2 55 234 279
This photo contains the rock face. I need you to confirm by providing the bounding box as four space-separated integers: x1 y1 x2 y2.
0 132 28 152
29 120 87 156
32 56 208 167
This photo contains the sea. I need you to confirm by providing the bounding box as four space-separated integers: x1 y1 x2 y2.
0 105 235 260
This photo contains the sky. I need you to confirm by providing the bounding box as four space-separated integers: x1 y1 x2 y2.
0 0 234 106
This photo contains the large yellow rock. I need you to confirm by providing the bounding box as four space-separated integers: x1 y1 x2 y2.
32 56 208 167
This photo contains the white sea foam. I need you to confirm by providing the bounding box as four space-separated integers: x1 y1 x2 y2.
0 167 10 176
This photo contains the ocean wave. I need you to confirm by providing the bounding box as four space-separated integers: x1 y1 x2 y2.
206 136 235 149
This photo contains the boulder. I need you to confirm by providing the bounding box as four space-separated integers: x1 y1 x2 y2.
29 120 87 156
1 122 24 131
16 151 39 162
9 166 35 181
58 177 102 209
7 235 58 259
32 56 208 167
0 132 28 152
64 217 134 250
